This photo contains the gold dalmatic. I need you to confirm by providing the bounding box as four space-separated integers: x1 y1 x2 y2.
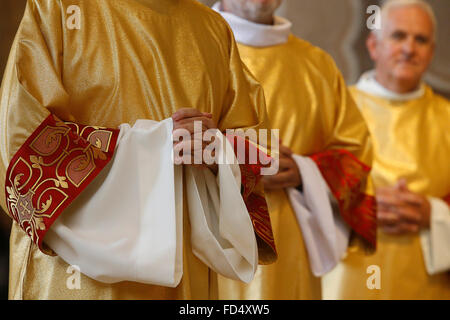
218 35 375 300
323 86 450 300
0 0 276 300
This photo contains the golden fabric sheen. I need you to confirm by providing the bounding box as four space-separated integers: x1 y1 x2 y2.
325 86 450 300
218 35 372 300
0 0 270 299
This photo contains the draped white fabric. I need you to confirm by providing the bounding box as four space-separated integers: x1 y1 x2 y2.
287 155 350 277
44 119 258 287
420 197 450 275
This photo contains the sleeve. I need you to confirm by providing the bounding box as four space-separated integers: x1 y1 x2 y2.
420 195 450 275
44 119 184 287
1 1 119 254
287 155 351 277
186 131 259 284
215 25 277 265
309 62 376 248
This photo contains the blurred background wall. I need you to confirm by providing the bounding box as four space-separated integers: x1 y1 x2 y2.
0 0 449 300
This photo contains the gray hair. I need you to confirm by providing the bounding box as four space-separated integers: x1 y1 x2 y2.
375 0 437 41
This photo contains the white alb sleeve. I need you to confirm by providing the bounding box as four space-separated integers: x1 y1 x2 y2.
185 130 258 283
287 154 351 277
420 197 450 275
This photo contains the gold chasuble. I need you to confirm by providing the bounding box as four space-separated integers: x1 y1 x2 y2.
324 82 450 300
0 0 278 300
214 7 375 300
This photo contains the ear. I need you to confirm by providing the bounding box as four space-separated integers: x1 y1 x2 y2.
366 32 379 62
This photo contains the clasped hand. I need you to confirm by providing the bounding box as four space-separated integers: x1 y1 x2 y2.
376 179 431 235
172 108 218 173
262 144 302 191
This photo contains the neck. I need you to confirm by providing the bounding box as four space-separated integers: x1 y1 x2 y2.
221 1 275 25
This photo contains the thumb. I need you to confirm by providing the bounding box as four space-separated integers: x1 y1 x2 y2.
396 178 408 191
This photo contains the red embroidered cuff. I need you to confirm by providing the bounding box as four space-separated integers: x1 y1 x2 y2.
226 134 277 264
311 149 377 247
5 114 119 254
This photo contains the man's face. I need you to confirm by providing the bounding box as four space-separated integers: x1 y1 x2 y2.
368 6 435 89
224 0 282 23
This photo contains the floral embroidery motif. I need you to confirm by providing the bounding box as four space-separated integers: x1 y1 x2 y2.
311 149 377 247
5 115 119 254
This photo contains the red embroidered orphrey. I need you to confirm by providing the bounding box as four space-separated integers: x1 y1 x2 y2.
226 134 277 262
5 114 119 254
311 149 377 247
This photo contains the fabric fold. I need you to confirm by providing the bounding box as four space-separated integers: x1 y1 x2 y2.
186 130 258 283
212 2 292 47
420 197 450 275
287 155 350 277
44 121 259 286
44 119 183 287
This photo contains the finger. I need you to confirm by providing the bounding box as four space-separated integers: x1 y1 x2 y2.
173 122 208 135
173 140 206 165
377 210 401 226
278 158 295 171
377 201 397 212
397 191 425 207
395 178 408 191
383 222 420 235
175 116 216 130
263 170 298 190
376 186 399 198
172 108 212 121
400 222 420 234
376 192 404 207
381 225 406 235
279 145 293 157
395 206 422 224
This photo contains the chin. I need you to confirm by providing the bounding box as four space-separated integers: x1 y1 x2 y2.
248 1 279 13
392 67 421 85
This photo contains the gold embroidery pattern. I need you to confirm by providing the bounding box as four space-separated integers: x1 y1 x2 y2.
5 115 118 253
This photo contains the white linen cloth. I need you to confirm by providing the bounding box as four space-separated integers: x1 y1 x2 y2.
287 155 351 277
45 119 258 287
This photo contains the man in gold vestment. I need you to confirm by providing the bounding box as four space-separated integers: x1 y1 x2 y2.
323 0 450 300
0 0 278 299
214 0 376 299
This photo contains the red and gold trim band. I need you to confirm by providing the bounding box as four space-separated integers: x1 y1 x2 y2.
226 134 277 264
5 114 119 254
443 194 450 207
311 149 377 247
